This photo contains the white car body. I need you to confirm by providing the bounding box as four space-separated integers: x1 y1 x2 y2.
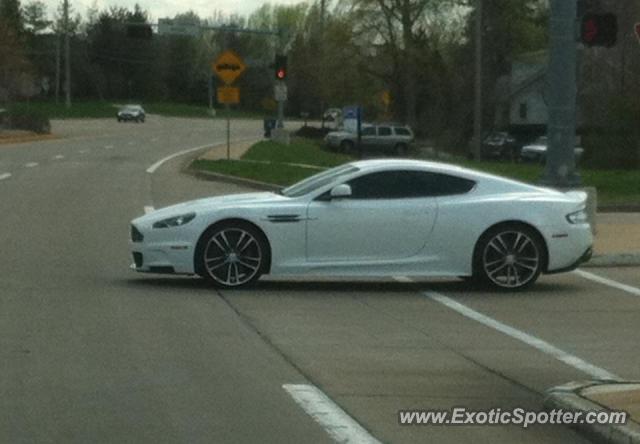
521 136 584 162
130 159 592 288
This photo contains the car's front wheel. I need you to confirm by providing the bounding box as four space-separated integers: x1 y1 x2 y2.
197 223 267 288
475 225 545 290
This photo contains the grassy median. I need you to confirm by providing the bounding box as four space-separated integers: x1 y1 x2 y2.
191 138 353 186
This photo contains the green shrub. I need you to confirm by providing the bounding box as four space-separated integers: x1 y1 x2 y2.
7 109 51 134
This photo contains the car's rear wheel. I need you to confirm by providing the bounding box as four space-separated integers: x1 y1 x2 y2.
475 225 544 290
198 223 266 288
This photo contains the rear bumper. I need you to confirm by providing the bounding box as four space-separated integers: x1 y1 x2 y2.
545 246 592 274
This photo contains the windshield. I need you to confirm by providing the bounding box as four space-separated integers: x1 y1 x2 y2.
281 164 359 198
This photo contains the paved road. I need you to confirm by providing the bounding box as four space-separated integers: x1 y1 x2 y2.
1 117 638 443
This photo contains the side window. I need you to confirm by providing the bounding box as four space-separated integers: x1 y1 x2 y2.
378 126 392 136
346 171 475 199
347 171 408 199
394 127 411 136
361 127 375 136
424 173 476 196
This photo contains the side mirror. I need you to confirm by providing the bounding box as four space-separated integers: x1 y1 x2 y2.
330 184 352 199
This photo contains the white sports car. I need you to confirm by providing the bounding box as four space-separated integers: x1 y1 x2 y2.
130 159 593 290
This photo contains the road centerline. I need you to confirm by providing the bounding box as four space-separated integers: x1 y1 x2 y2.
575 269 640 297
283 384 382 444
0 173 11 181
393 276 619 380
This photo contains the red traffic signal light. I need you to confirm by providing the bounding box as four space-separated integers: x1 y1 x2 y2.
274 54 287 80
581 13 617 47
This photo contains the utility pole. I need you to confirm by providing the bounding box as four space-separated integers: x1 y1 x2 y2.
55 32 60 103
540 0 580 186
319 0 326 126
472 0 483 160
63 0 71 108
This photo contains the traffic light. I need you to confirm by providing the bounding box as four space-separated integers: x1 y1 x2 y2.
581 13 617 47
274 54 287 80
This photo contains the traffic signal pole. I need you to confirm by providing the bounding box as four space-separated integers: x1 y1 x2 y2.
540 0 581 187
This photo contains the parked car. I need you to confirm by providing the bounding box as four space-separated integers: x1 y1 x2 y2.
117 104 146 123
129 159 592 290
520 136 584 163
324 123 415 154
481 131 518 160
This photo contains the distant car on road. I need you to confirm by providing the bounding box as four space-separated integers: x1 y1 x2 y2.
324 123 414 155
130 159 592 291
117 104 145 123
520 136 584 163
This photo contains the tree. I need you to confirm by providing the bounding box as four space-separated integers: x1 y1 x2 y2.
22 0 50 34
0 0 23 34
0 18 34 102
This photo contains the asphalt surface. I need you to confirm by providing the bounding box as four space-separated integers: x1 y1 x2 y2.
1 116 639 443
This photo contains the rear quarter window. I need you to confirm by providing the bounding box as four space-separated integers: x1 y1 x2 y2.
393 127 411 136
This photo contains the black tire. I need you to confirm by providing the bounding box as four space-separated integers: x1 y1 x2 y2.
395 143 408 156
195 222 268 288
340 140 354 152
473 224 545 290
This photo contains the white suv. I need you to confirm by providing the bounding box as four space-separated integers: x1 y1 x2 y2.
325 124 414 154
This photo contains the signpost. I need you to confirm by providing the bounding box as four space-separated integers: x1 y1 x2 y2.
212 50 246 159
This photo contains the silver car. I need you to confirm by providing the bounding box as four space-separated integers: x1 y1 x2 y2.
520 136 584 162
325 124 414 154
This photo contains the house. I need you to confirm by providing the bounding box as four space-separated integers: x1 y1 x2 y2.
495 51 584 133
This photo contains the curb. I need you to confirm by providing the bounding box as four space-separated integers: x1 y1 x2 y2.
190 168 282 192
545 380 640 444
584 254 640 268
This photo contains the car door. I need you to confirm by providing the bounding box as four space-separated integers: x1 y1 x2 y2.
305 170 438 263
360 126 376 148
376 126 393 150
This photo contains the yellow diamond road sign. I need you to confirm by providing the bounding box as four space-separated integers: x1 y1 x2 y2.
212 51 246 85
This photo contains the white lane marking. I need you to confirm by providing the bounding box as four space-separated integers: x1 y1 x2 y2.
25 162 39 168
79 149 88 154
128 141 135 146
0 173 11 181
146 143 219 174
393 277 619 380
53 154 64 160
104 145 114 149
575 269 640 297
144 206 155 214
283 384 382 444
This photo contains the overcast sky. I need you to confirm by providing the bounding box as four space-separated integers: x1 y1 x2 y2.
41 0 308 22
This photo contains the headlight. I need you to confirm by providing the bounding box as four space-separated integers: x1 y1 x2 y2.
152 213 196 229
566 208 588 224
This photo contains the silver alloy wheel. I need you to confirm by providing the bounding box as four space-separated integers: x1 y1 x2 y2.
482 230 540 289
203 227 262 287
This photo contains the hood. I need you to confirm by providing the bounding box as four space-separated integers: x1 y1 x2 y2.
134 192 285 224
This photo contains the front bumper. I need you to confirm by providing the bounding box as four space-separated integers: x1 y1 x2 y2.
129 224 196 275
